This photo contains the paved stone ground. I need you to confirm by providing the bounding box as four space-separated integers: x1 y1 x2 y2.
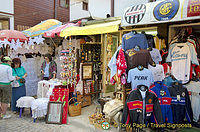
0 104 118 132
0 104 199 132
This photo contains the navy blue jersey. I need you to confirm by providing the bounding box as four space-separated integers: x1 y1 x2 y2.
150 81 173 123
168 84 193 123
122 32 148 51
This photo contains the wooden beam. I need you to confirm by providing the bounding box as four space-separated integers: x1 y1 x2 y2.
169 22 200 28
0 11 14 16
111 0 114 17
121 26 158 34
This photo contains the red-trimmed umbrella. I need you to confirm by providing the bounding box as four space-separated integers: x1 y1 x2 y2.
43 21 81 38
0 30 28 42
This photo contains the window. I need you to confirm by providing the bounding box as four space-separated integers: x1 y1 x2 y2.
60 0 69 8
0 19 9 30
83 2 88 11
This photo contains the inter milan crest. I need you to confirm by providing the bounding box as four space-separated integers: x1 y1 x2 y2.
153 0 179 21
124 4 146 24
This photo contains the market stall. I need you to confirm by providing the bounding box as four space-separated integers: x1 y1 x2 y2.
111 0 200 131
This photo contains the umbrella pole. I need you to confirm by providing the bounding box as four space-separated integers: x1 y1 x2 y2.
50 37 58 48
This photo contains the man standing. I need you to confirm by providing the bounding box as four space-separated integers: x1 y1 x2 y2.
0 57 18 119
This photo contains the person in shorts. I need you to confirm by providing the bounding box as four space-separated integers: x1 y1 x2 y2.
0 57 18 119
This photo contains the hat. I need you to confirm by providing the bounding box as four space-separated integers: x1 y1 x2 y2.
3 56 11 61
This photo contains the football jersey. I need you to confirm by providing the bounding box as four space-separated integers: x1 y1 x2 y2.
166 42 199 84
148 64 165 82
122 32 148 51
185 81 200 122
150 48 162 64
127 67 154 90
125 49 154 70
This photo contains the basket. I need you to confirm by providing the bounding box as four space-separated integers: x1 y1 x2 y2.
68 97 81 117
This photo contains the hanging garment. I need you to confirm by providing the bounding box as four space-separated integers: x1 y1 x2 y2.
108 46 122 85
22 58 39 96
121 88 163 126
166 42 199 84
185 81 200 122
162 63 171 76
148 64 165 82
144 34 156 48
163 76 178 87
154 36 166 50
150 48 162 64
127 67 154 90
160 49 168 64
125 49 154 70
116 48 127 78
168 84 193 123
150 81 173 123
122 32 148 51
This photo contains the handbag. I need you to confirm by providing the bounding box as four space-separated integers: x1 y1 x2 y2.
19 78 26 84
14 68 26 84
12 80 20 87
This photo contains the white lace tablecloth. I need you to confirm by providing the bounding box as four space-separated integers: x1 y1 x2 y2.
16 96 35 108
37 80 62 98
31 98 49 118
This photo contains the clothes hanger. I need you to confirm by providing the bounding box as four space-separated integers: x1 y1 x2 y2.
132 30 137 34
137 65 144 71
152 62 156 67
137 85 148 91
141 31 146 34
134 45 140 51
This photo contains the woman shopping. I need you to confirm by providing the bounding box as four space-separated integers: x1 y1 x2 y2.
41 54 57 80
11 58 27 113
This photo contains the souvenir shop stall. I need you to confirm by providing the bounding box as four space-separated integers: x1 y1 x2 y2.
106 0 200 131
13 20 83 124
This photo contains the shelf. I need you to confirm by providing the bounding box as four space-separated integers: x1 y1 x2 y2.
85 42 102 45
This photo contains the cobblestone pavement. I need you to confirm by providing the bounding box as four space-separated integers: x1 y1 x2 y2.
0 104 117 132
0 104 199 132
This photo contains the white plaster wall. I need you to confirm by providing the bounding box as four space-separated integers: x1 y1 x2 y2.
70 0 111 21
0 0 14 14
70 0 90 21
114 0 149 17
88 0 111 18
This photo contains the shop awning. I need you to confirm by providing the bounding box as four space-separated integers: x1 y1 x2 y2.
43 21 81 38
60 20 121 37
23 19 62 38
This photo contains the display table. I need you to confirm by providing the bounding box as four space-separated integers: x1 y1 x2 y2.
37 80 62 98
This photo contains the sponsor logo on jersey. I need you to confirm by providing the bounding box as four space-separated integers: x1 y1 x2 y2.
125 35 132 40
148 99 152 103
171 50 188 60
153 0 179 21
124 4 146 24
